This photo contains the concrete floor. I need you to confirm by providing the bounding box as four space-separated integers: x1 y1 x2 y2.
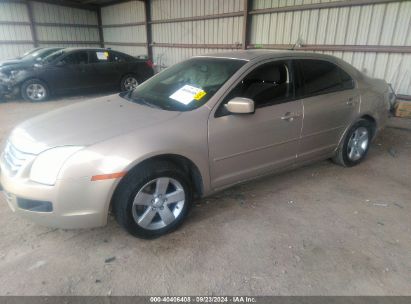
0 95 410 296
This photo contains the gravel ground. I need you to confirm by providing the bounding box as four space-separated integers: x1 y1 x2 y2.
0 95 410 295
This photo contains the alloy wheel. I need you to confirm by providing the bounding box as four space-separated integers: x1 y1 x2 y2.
347 126 369 161
123 77 138 91
26 83 46 101
132 177 185 230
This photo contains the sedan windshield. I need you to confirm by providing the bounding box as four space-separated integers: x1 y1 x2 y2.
125 58 246 111
21 48 62 61
19 48 42 59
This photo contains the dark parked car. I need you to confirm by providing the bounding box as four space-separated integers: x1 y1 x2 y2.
2 48 155 102
0 47 64 100
0 47 63 71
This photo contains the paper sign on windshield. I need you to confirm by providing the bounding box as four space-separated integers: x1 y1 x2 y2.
96 51 109 60
170 85 206 105
194 90 207 100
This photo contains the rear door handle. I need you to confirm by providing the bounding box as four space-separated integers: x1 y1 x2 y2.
281 112 301 122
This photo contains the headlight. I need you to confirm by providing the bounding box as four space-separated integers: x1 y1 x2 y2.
0 72 7 82
0 70 19 82
9 70 21 79
30 146 83 185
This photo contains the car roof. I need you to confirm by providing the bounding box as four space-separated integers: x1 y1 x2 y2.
61 48 133 57
62 47 110 52
195 49 338 62
194 49 362 78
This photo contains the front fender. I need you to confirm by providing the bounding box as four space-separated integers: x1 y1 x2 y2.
58 109 211 215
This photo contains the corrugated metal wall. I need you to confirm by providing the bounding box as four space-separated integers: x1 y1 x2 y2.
1 0 410 95
101 0 147 56
32 2 99 47
250 0 411 95
151 0 244 67
0 1 32 60
0 1 99 61
146 0 411 95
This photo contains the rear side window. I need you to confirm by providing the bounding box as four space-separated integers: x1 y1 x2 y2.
89 51 110 63
297 59 354 97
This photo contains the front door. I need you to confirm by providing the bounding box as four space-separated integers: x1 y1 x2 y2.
208 60 303 190
45 51 94 91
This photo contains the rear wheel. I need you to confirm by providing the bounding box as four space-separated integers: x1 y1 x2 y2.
21 79 49 102
112 161 192 239
333 119 374 167
120 74 139 91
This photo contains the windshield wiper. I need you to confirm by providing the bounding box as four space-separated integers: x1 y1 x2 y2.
121 91 163 109
135 97 162 109
125 93 162 109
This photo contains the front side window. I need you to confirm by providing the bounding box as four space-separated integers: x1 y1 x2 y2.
297 59 353 97
216 61 293 116
60 52 88 65
124 58 246 111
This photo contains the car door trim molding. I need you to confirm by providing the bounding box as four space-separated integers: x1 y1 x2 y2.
213 136 299 162
301 125 346 140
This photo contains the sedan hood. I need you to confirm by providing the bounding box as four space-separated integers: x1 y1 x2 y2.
0 61 35 74
0 59 21 67
10 94 181 154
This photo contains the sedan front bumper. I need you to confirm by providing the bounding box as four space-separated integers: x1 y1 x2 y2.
0 166 115 229
0 80 18 99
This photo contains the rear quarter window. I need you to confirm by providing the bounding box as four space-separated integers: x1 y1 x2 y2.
110 52 133 63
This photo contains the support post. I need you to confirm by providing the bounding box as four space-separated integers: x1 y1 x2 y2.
144 0 153 60
242 0 251 50
97 7 105 48
26 1 38 48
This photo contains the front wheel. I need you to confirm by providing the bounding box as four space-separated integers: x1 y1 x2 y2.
120 74 139 91
112 161 192 239
21 79 49 102
333 119 374 167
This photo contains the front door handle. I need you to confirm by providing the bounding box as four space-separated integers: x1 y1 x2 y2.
346 97 354 106
281 112 301 122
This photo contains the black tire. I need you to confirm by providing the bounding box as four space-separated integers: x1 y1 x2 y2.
332 119 374 167
120 74 139 91
21 79 49 102
112 160 192 239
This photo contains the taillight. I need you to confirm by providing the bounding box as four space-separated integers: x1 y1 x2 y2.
146 59 154 69
387 83 396 110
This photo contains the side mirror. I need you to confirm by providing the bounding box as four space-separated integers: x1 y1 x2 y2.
225 97 255 114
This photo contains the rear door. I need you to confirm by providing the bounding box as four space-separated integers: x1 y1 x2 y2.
89 50 122 87
295 59 359 162
208 60 303 189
